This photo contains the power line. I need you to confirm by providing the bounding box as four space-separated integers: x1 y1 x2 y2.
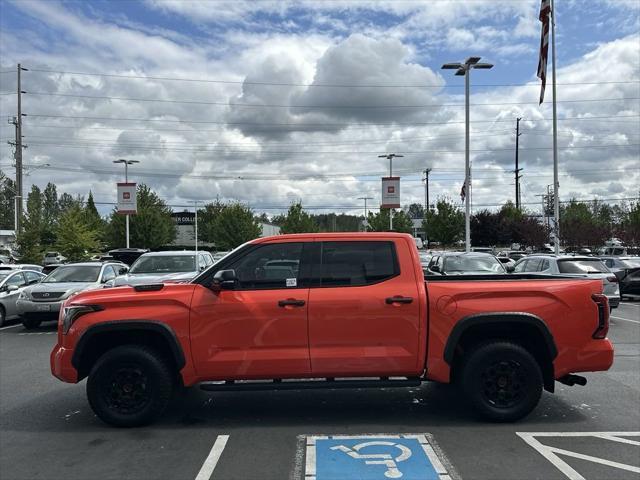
25 68 640 89
21 91 640 108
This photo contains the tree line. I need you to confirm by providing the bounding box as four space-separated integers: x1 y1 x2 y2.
1 171 638 263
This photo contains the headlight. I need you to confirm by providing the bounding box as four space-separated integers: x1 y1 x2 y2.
62 304 103 334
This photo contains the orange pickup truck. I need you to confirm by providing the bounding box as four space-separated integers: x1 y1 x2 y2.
51 233 614 427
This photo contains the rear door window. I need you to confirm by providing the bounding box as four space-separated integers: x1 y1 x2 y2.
558 260 609 273
318 241 398 287
24 271 42 284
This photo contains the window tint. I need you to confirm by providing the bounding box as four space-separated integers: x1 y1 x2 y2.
319 241 398 287
6 272 26 287
102 266 116 282
558 259 608 273
227 243 303 289
524 258 542 272
24 271 42 284
513 260 528 273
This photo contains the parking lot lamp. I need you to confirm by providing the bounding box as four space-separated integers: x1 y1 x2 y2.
442 57 493 252
113 159 139 248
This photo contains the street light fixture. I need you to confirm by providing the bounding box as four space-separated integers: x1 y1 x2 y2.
441 56 493 252
113 159 140 248
378 153 404 231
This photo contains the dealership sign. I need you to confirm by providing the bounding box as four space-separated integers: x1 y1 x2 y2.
116 182 137 214
381 177 400 208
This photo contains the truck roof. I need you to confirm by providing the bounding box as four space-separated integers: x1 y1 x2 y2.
251 232 413 243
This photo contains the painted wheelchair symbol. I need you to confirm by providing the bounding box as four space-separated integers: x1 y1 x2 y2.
331 441 413 478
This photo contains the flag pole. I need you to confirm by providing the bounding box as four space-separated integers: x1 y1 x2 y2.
551 0 560 254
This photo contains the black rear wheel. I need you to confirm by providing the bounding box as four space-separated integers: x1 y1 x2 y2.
22 316 41 329
461 341 543 422
87 345 174 427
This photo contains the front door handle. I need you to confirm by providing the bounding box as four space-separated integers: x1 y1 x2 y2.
385 296 413 305
278 299 306 308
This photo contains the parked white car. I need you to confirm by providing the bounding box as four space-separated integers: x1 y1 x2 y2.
0 270 45 326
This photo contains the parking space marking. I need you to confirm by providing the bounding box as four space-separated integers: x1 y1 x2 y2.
195 434 229 480
517 432 640 480
18 332 56 335
299 433 456 480
0 324 21 331
611 315 640 324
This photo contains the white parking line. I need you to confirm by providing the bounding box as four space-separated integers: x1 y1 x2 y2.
195 435 229 480
611 315 640 324
517 432 640 480
0 324 21 331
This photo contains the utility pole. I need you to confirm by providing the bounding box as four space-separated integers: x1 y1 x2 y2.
378 153 403 230
14 64 27 234
358 196 373 231
189 200 199 256
422 168 432 215
514 117 522 209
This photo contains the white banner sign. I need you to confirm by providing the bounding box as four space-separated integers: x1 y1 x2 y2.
117 182 137 214
381 176 400 208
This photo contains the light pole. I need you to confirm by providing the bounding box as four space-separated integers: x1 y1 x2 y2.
113 159 139 248
378 153 403 230
358 196 373 231
442 57 493 252
189 200 199 255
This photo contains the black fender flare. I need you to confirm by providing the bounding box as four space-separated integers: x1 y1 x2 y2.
443 312 558 365
71 320 186 370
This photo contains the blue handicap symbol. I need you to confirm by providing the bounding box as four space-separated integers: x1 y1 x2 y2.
315 437 439 480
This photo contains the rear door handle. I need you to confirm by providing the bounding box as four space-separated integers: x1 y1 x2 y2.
385 296 413 305
278 299 306 307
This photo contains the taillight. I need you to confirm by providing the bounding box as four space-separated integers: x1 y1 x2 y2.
591 293 609 339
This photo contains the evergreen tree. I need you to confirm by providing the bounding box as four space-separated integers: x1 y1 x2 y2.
279 202 319 234
366 208 413 234
84 191 105 245
41 183 59 246
211 203 262 250
0 170 16 230
15 186 44 263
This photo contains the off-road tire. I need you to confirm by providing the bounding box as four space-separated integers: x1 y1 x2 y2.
461 341 543 422
22 316 42 329
86 345 174 427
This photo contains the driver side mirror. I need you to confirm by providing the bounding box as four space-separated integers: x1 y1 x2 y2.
6 285 19 293
430 264 440 273
211 269 237 291
506 264 515 273
118 267 128 275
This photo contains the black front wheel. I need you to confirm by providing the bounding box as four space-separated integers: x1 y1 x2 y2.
460 341 543 422
22 316 42 330
87 345 174 427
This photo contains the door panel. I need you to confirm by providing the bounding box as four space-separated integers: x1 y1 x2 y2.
190 286 310 379
189 241 311 380
308 240 421 376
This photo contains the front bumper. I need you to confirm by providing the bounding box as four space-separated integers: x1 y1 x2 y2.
50 344 78 383
16 299 63 320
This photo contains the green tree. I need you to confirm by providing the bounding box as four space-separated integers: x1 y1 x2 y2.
0 170 16 230
106 183 176 249
84 191 105 245
560 199 608 249
404 203 425 219
279 202 319 234
198 201 225 245
423 198 464 247
58 192 83 214
15 185 45 263
367 208 413 234
620 199 640 246
56 205 99 261
41 182 59 246
211 203 262 250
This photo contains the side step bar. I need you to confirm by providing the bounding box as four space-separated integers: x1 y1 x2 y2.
199 377 422 392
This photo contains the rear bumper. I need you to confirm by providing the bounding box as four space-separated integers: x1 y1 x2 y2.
555 339 614 378
50 344 78 383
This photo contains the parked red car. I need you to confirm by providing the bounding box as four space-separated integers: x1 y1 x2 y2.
51 233 613 426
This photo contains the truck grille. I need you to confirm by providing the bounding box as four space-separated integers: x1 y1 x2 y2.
31 292 64 301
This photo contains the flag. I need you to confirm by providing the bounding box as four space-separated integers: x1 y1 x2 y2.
460 183 466 202
537 0 552 104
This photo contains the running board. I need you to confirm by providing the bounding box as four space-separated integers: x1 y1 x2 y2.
199 377 422 392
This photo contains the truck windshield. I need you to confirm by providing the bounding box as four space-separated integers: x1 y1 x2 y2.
444 256 505 274
43 266 101 283
129 255 196 274
558 260 609 274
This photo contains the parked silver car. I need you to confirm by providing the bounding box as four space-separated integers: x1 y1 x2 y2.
0 270 45 326
513 255 620 309
112 251 214 286
17 262 124 329
0 263 44 272
42 251 67 266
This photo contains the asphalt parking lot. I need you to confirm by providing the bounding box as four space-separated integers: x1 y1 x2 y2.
1 301 638 480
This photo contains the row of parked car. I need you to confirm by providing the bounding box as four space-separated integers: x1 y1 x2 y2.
0 249 231 328
419 250 640 308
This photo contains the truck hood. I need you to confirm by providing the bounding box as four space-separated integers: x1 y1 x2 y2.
113 271 197 286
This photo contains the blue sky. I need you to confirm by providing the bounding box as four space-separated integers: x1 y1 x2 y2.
0 0 638 215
